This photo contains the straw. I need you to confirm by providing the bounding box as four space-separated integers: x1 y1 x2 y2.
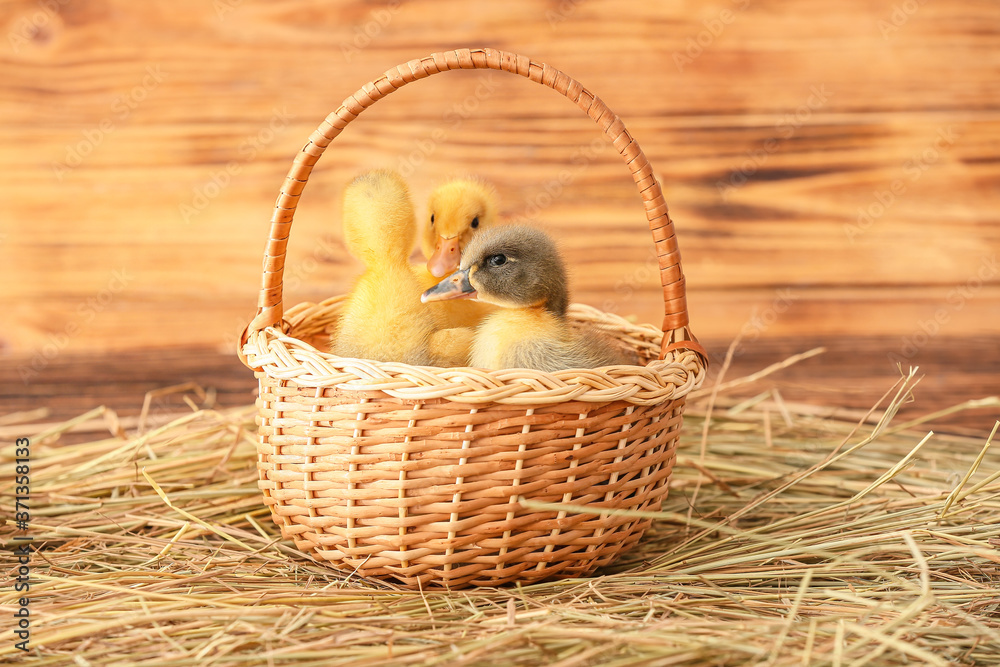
2 365 999 665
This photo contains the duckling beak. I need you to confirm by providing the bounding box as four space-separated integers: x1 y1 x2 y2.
421 268 477 303
427 235 462 278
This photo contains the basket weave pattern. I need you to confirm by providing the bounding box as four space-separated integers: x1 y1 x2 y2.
240 48 706 588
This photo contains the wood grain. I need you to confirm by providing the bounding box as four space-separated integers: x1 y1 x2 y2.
1 0 998 358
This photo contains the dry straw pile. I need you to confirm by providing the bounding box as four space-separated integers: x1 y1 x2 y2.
2 358 999 666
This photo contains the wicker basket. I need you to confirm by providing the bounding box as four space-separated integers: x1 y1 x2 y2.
238 47 707 589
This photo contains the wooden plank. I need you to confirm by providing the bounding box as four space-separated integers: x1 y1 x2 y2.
2 1 997 121
3 118 998 285
1 0 998 355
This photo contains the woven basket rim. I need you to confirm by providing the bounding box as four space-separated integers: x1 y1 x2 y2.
242 299 706 406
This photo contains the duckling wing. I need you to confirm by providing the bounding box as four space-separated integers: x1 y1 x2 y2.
470 310 578 372
570 328 641 368
334 266 437 366
483 333 631 372
503 338 575 373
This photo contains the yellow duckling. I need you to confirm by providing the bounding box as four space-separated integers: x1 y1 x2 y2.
421 225 638 372
333 169 438 366
421 177 499 277
414 178 500 330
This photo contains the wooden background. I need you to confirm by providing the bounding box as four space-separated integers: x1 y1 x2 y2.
1 0 997 431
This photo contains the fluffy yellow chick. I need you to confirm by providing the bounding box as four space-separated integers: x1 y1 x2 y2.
414 178 500 330
333 169 439 366
421 177 499 278
422 225 639 372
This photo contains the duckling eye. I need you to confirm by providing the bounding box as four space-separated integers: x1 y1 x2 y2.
471 216 479 229
486 254 507 268
430 214 435 226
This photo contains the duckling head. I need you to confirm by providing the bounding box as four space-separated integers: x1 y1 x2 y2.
342 169 416 265
421 224 569 316
421 178 499 277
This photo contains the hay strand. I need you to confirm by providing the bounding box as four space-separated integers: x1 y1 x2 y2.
2 366 999 665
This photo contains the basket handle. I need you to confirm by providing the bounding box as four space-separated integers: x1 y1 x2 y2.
240 47 702 363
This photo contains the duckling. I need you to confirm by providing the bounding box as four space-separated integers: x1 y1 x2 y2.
414 178 500 330
421 225 638 372
333 169 438 366
421 177 499 277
